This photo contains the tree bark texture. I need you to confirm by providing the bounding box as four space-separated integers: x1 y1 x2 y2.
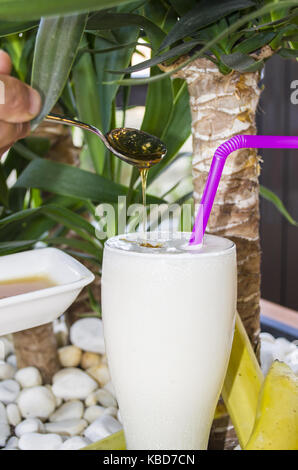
13 323 60 384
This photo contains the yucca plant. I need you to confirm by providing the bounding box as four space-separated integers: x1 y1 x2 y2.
0 0 297 448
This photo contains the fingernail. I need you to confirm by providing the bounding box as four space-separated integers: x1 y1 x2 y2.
28 88 41 116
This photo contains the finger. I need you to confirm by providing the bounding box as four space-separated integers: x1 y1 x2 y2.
0 50 12 75
0 74 41 123
0 121 30 149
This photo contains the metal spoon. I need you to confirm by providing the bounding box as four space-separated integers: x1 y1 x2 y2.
45 113 167 169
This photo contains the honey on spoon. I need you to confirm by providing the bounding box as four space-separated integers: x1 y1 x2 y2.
45 113 167 234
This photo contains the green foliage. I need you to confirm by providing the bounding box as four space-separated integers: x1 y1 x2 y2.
0 0 136 21
0 0 297 287
105 1 298 84
31 14 87 128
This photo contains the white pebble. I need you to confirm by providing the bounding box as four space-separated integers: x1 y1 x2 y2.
81 352 102 370
84 405 105 424
17 386 56 419
49 400 84 422
103 406 118 418
84 415 122 443
52 368 97 400
15 367 42 388
45 418 88 436
18 432 63 450
95 389 117 408
274 337 297 359
0 337 14 359
0 379 20 404
15 418 44 437
104 381 117 398
5 436 19 449
85 392 97 407
260 332 275 343
58 436 90 450
6 403 21 426
260 340 276 375
285 348 298 374
0 401 8 423
6 355 17 368
0 361 16 380
45 385 63 407
0 423 10 447
117 409 122 424
58 345 82 368
70 318 105 354
87 364 110 387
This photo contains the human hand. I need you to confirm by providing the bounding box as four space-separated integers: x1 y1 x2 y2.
0 50 41 157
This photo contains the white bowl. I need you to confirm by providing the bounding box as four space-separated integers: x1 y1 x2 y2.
0 248 95 335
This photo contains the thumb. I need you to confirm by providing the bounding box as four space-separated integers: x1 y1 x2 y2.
0 50 12 75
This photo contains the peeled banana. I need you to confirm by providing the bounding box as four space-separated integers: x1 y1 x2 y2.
245 360 298 450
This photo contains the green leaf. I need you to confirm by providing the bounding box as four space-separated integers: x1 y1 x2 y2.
5 195 81 242
106 38 200 75
86 12 165 51
111 2 298 86
260 185 298 226
146 82 191 185
72 44 105 174
220 51 264 72
31 14 87 128
94 26 139 134
278 47 298 58
0 204 95 236
0 0 136 21
45 237 100 257
0 20 37 37
0 240 36 255
169 0 198 16
141 67 174 139
14 158 164 204
159 0 255 51
232 31 276 54
0 163 9 207
12 141 40 161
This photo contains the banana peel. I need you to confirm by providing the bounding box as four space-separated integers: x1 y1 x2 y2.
83 431 126 450
221 313 263 448
245 360 298 450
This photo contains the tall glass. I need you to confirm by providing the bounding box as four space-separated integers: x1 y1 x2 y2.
101 232 237 450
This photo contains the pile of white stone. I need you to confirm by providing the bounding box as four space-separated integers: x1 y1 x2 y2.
0 317 122 450
0 317 297 451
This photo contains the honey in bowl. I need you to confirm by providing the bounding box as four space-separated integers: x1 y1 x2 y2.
0 275 56 300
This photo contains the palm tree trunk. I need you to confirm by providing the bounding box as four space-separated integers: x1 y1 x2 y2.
176 57 262 449
13 323 60 384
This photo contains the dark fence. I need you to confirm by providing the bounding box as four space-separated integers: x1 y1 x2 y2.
258 56 298 311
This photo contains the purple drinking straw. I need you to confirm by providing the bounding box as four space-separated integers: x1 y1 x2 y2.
189 135 298 245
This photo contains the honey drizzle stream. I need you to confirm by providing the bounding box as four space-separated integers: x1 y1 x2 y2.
140 168 149 233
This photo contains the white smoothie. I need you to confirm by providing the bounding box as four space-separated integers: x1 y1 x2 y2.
102 232 237 450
